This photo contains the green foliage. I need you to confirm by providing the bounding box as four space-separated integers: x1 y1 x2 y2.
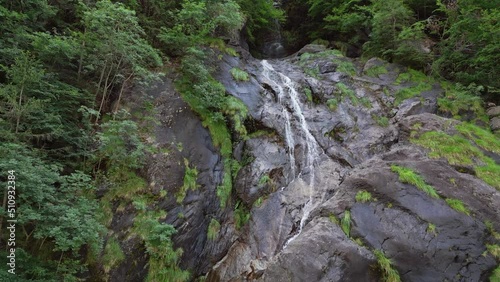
445 198 471 216
362 0 430 68
304 87 313 102
336 83 360 106
103 237 125 273
491 265 500 282
176 158 199 203
456 123 500 153
328 214 340 225
230 67 250 82
411 131 500 190
437 83 487 122
390 165 439 199
259 174 271 185
97 113 147 170
486 244 500 259
374 115 389 127
234 201 251 230
394 83 432 106
374 249 401 282
341 210 351 237
207 218 221 240
0 143 104 279
158 0 244 56
365 65 388 77
355 190 373 203
237 0 284 44
485 221 500 240
433 3 500 89
335 60 357 76
426 223 436 234
327 98 339 111
134 211 190 282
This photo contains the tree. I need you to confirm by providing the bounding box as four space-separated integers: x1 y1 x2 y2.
79 0 162 121
433 1 500 91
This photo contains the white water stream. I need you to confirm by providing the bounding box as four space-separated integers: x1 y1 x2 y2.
261 60 321 248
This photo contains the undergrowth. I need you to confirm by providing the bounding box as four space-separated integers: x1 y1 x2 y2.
437 82 487 123
393 68 433 106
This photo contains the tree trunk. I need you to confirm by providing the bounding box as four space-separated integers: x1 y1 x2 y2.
114 71 134 115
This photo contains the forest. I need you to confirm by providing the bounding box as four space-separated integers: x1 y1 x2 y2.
0 0 498 281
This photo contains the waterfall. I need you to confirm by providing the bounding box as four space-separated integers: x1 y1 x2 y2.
261 60 321 248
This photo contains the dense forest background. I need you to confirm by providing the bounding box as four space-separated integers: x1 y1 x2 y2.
0 0 498 280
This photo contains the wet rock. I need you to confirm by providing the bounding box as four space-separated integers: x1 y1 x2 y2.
259 218 376 282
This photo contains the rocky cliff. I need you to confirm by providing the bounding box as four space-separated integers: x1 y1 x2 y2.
116 44 499 281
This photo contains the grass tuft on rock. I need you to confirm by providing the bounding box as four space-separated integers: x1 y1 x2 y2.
411 131 500 190
230 67 249 81
341 210 351 237
445 198 471 216
355 190 373 203
374 249 401 282
490 265 500 282
207 218 221 240
486 244 500 259
390 165 439 199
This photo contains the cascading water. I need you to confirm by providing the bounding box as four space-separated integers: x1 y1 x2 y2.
261 60 321 248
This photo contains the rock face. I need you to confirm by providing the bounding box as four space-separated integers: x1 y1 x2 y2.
205 46 499 281
116 45 499 281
